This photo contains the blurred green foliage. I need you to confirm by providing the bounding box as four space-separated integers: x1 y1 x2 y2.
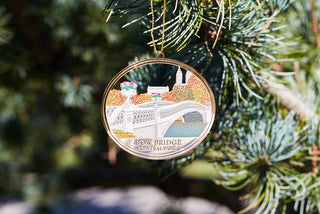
0 0 151 208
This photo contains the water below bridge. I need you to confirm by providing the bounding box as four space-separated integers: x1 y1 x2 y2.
164 121 207 137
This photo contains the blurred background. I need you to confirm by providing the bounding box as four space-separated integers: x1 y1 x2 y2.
0 0 238 213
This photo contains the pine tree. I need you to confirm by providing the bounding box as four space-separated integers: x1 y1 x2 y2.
105 0 320 213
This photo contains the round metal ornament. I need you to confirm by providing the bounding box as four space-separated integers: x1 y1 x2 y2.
101 58 216 160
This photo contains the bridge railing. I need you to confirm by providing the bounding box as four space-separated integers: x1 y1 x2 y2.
133 110 155 124
107 100 211 127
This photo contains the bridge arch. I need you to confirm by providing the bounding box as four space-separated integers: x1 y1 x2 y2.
106 100 211 138
159 102 209 137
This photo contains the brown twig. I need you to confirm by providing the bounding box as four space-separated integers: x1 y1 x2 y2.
108 136 118 165
202 23 216 56
293 61 305 93
308 0 320 49
310 144 320 174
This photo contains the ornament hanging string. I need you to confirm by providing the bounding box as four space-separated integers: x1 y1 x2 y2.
150 0 166 58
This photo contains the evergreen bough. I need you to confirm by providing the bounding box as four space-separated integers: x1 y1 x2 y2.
105 0 320 213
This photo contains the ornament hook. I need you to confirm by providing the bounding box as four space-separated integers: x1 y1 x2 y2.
155 51 165 59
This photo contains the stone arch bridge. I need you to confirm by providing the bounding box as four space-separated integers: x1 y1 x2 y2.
107 101 211 138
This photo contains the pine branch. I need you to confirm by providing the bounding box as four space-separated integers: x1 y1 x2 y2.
262 73 319 122
103 1 320 212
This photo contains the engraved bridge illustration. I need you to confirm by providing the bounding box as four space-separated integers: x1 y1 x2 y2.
107 100 211 138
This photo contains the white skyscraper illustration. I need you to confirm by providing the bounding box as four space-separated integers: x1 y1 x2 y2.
175 66 183 85
185 70 192 83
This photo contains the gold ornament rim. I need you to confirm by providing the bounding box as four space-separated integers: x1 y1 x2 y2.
101 58 216 160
